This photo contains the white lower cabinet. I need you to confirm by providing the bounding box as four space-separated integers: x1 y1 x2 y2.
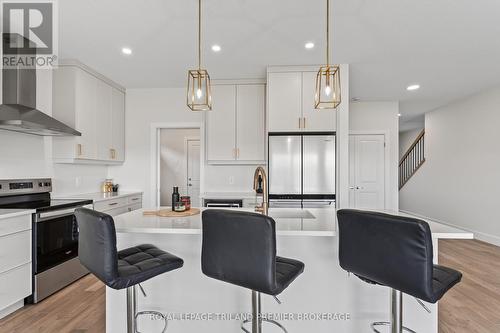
0 231 31 273
0 213 32 319
0 264 31 311
93 193 143 217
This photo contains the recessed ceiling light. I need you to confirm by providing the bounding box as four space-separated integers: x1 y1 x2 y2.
407 84 420 91
305 42 315 49
121 47 132 55
398 113 402 117
211 45 221 52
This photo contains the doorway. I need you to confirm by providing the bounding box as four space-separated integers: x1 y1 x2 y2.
349 134 386 209
159 128 201 207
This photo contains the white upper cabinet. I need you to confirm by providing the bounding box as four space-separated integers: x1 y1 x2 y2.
301 71 337 131
52 61 126 164
111 88 125 162
96 79 113 161
267 69 337 132
267 72 302 132
206 82 266 164
74 69 97 159
236 85 266 161
206 85 237 161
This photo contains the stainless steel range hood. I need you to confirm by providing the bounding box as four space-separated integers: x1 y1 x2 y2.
0 33 81 136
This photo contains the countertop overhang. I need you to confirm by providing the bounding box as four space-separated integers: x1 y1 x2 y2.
113 207 473 239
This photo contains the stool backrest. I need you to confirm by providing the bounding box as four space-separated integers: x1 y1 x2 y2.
75 208 119 286
337 209 434 301
201 209 277 294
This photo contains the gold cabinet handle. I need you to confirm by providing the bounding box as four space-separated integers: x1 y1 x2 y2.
110 148 116 159
237 148 240 159
303 117 306 129
77 144 82 157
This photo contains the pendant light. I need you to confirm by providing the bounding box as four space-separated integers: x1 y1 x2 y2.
187 0 212 111
314 0 341 109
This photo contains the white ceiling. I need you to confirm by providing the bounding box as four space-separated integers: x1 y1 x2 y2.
58 0 500 125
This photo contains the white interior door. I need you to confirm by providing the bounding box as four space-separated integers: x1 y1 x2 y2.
349 134 385 209
187 139 201 207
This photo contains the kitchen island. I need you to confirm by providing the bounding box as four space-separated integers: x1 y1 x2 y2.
106 207 472 333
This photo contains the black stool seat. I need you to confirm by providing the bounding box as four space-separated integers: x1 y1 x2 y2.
337 209 463 333
356 264 461 304
75 208 184 290
111 244 184 290
431 265 462 303
275 257 305 295
201 209 305 296
337 209 462 304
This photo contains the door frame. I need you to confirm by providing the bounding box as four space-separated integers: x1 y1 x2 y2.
184 136 201 201
150 122 205 208
349 130 390 209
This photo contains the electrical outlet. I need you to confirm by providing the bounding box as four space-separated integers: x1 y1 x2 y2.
229 176 234 185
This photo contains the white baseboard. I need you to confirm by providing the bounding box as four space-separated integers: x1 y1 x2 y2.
0 300 24 320
400 210 500 247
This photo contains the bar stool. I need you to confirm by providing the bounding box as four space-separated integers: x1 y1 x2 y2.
201 209 305 333
337 209 462 333
75 208 184 333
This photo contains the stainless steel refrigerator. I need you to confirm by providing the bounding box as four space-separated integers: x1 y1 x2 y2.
268 133 335 208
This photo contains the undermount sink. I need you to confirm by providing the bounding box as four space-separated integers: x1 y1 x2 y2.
269 209 315 219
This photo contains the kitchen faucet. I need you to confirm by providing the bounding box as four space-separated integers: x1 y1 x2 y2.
253 166 268 215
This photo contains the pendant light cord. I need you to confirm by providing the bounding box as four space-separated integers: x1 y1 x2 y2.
198 0 202 70
326 0 330 67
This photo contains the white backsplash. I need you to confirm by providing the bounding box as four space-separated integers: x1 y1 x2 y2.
204 164 261 193
0 130 107 195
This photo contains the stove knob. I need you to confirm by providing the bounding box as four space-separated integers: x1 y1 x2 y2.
39 182 43 187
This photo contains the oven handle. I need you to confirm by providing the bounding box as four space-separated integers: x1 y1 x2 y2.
35 205 92 223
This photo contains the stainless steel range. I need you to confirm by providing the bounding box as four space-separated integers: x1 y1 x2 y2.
0 178 92 303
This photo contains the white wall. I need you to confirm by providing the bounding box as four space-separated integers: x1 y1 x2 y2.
159 128 200 206
108 88 261 208
349 101 400 210
399 128 424 159
0 69 107 195
400 86 500 245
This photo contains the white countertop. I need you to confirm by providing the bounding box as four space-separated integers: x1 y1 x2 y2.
114 207 335 236
0 209 35 219
372 209 474 239
113 207 473 239
54 191 143 202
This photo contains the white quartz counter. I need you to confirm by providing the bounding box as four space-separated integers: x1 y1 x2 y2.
0 209 35 219
113 207 473 239
54 191 143 203
114 207 336 236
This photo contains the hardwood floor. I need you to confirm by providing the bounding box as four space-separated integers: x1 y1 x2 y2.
439 239 500 333
0 274 105 333
0 239 499 333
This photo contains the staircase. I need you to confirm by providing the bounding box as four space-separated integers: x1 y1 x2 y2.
399 130 425 189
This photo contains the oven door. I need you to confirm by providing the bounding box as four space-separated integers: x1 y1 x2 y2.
33 209 80 274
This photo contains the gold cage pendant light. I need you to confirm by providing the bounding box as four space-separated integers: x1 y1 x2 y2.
187 0 212 111
315 0 341 109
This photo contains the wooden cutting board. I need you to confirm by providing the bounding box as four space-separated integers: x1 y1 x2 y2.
143 208 201 217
